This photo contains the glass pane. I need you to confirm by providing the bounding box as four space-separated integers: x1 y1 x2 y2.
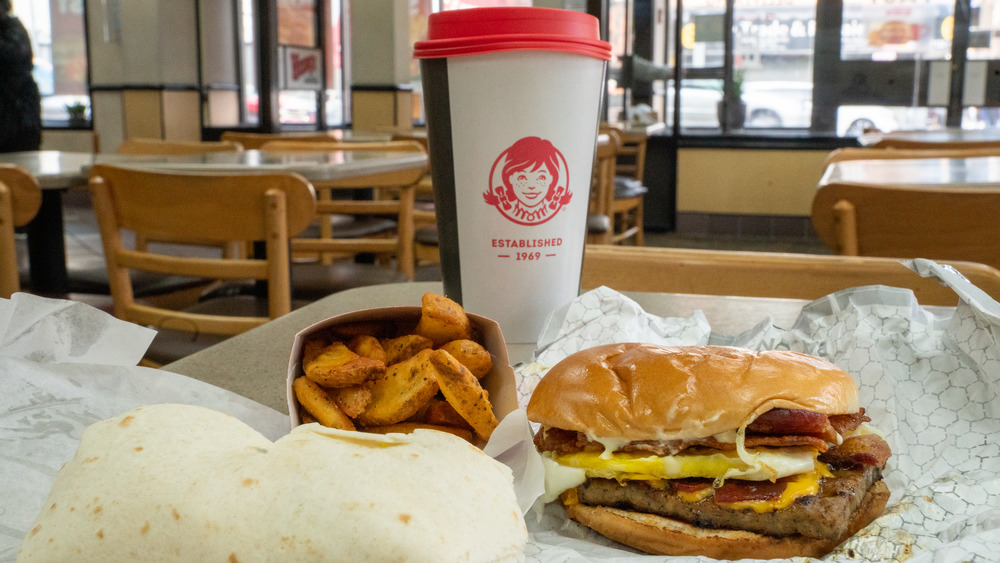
735 1 816 129
666 79 722 128
280 90 318 125
607 0 628 122
326 0 344 125
962 106 1000 129
13 0 90 126
836 105 945 135
438 0 532 9
968 0 1000 60
681 0 725 69
242 0 260 125
841 0 954 61
278 0 317 47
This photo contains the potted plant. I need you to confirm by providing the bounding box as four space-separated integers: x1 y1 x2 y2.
66 101 88 125
716 70 746 130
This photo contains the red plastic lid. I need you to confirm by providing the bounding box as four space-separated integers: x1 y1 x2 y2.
413 7 611 61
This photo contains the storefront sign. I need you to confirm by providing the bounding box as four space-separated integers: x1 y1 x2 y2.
281 46 323 91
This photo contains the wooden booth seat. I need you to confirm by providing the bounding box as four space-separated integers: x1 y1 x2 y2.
581 244 1000 306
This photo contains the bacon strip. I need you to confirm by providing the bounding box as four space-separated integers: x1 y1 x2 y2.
829 408 870 435
818 434 891 470
714 477 791 504
534 409 873 457
672 479 712 493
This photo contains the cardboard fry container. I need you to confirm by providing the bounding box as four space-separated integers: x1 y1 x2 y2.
286 306 518 447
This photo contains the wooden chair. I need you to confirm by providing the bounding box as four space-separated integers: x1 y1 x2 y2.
825 146 1000 166
116 138 245 155
580 245 1000 306
0 165 42 299
219 131 340 150
588 132 618 244
258 139 431 297
88 164 317 366
591 128 647 245
609 125 650 182
811 181 1000 272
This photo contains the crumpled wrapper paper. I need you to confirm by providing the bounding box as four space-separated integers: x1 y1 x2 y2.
0 293 288 562
489 259 1000 562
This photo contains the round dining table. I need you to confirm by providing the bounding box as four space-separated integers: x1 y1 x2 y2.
0 149 428 294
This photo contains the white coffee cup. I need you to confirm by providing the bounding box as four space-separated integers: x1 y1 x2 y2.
415 7 611 348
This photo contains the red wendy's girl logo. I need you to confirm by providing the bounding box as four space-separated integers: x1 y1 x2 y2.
483 136 571 226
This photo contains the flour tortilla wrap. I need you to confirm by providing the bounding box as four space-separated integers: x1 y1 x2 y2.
18 404 527 562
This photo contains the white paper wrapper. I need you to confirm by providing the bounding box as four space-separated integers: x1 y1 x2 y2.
496 259 1000 562
0 294 288 562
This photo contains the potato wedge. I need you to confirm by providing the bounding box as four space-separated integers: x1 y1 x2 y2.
355 348 440 426
414 292 472 347
362 422 474 443
301 337 330 366
381 334 433 365
294 376 356 431
305 341 385 388
429 349 498 440
329 382 374 418
347 334 387 363
438 339 492 379
423 398 474 431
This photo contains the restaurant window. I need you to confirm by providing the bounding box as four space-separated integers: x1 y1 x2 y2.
326 0 347 126
241 0 260 125
277 0 320 127
407 0 533 126
963 0 1000 129
12 0 90 127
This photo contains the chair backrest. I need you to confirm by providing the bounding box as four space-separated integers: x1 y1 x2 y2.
259 139 426 153
608 126 649 180
116 138 244 155
219 131 340 150
580 244 1000 306
825 146 1000 166
88 164 317 334
587 131 620 245
867 137 1000 150
258 140 429 280
0 165 42 298
811 181 1000 271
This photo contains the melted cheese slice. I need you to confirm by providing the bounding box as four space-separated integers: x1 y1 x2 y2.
539 447 822 508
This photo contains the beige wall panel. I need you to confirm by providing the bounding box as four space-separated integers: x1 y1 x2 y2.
206 91 241 127
157 1 199 85
161 91 202 141
92 90 125 154
40 130 97 152
123 90 164 140
676 149 829 216
352 91 398 132
351 0 410 85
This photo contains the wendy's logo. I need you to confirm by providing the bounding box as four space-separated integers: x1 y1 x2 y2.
483 136 571 226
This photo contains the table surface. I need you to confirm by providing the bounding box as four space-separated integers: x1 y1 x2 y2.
163 282 812 414
0 149 428 189
821 155 1000 188
858 127 1000 147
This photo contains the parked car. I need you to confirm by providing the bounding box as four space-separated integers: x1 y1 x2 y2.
664 79 932 136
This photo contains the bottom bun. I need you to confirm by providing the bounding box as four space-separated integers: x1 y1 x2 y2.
565 480 890 560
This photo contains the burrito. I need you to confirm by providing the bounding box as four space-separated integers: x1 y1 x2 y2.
18 404 527 562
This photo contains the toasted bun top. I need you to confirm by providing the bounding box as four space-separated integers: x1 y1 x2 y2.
18 404 527 562
526 344 858 441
